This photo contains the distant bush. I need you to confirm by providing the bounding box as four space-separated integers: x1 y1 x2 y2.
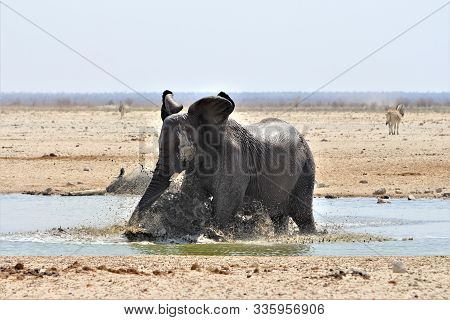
0 92 449 109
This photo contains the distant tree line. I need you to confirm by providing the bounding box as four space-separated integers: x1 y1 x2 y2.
0 92 449 108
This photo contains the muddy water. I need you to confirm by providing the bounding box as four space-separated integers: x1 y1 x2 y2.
0 194 448 256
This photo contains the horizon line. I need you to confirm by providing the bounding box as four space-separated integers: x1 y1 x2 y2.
1 90 449 95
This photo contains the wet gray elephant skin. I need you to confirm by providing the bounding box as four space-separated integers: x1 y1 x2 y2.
127 90 316 240
106 166 152 195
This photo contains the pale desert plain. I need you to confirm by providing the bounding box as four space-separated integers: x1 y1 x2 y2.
0 106 449 299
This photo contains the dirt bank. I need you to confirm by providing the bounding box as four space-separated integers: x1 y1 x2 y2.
0 256 448 299
0 107 448 197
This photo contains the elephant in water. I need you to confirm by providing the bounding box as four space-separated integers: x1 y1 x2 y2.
106 166 152 195
127 90 316 239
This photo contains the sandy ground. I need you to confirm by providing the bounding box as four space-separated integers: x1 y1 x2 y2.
0 106 448 198
0 256 448 299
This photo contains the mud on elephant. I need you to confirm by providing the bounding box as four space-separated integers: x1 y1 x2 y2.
127 90 316 238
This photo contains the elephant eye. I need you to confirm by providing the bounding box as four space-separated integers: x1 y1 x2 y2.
177 129 195 161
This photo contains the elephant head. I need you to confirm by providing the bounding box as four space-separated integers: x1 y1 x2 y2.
136 90 235 211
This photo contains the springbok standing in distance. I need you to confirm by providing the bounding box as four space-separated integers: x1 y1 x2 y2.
118 101 125 119
386 104 405 135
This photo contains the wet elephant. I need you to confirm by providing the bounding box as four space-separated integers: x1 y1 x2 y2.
106 166 152 195
128 90 316 238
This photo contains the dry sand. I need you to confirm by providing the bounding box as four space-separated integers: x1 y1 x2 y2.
0 256 448 299
0 106 449 197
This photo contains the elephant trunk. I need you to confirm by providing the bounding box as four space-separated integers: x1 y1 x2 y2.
133 89 183 220
137 159 171 212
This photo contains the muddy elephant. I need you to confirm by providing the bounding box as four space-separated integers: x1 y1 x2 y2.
129 90 316 235
106 166 152 195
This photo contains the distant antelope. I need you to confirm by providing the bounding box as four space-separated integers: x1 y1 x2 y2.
118 101 125 119
386 104 405 135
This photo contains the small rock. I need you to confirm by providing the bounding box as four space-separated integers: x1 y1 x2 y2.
67 261 81 269
191 262 201 271
82 266 94 272
407 194 415 200
377 198 390 204
14 263 24 270
324 194 337 199
83 168 90 172
359 180 368 184
324 270 346 280
351 268 370 279
49 153 57 157
442 192 450 198
435 188 442 193
373 188 386 195
392 261 407 273
395 190 402 194
42 187 53 195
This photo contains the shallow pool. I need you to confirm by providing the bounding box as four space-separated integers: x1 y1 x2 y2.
0 194 448 256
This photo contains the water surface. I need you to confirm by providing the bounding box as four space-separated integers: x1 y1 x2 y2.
0 194 448 256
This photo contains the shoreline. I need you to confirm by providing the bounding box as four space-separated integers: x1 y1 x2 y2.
1 256 448 299
1 191 448 200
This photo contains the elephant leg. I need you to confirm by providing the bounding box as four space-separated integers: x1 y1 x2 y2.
212 180 247 230
179 173 209 200
288 174 316 234
271 214 289 235
147 173 212 236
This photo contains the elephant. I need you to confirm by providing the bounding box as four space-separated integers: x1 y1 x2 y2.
128 90 316 236
106 166 152 195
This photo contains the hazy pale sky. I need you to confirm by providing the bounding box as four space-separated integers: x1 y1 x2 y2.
0 0 449 92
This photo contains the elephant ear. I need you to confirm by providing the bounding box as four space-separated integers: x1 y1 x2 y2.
161 90 183 121
217 91 235 107
188 92 234 125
